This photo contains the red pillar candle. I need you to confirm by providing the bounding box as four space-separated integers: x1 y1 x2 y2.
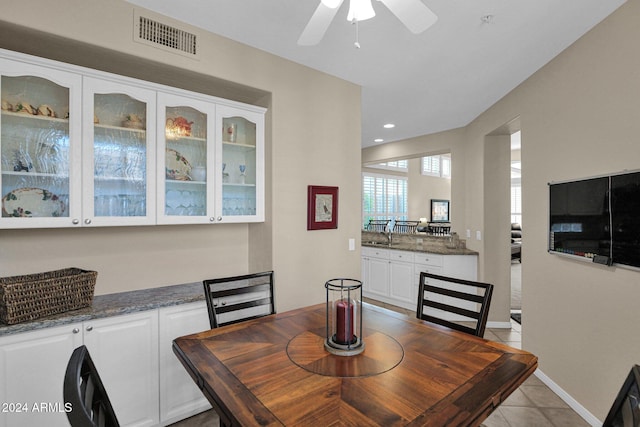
335 299 354 344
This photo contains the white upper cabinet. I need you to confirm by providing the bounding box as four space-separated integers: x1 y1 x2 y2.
82 77 157 227
0 49 265 229
217 105 265 223
157 92 216 224
0 59 82 228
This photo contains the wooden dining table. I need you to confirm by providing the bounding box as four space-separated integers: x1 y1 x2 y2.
173 303 537 426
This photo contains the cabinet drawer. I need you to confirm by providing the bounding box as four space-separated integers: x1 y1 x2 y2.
389 250 414 263
414 253 443 267
414 266 442 278
362 247 390 260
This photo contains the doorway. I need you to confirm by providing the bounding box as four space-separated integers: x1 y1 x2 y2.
510 131 522 322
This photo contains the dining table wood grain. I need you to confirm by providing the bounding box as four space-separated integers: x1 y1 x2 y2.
173 303 537 427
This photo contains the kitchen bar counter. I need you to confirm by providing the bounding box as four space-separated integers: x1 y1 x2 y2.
362 230 478 256
362 241 478 255
0 281 204 336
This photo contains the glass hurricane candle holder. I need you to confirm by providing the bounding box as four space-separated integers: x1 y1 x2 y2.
324 278 364 356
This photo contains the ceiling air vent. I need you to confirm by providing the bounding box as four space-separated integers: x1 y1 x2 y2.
134 12 199 58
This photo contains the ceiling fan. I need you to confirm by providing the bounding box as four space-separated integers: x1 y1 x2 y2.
298 0 438 46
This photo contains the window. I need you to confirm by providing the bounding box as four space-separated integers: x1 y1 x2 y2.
421 154 451 178
511 184 522 225
362 173 408 228
368 160 408 172
511 161 522 224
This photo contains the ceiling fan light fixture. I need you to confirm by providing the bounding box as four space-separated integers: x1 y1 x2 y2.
347 0 376 22
321 0 342 9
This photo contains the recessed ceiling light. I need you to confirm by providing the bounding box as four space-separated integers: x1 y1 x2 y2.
374 138 384 143
383 123 395 129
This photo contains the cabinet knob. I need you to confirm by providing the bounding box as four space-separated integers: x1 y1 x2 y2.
84 218 92 225
72 219 80 225
221 301 227 306
216 217 222 221
72 328 80 334
86 326 93 332
210 217 215 222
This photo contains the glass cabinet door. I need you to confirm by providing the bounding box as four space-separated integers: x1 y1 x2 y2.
0 60 82 228
157 92 215 224
217 106 264 223
82 77 156 227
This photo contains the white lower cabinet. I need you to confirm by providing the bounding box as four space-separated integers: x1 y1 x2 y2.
388 251 415 307
158 302 211 425
361 247 390 300
0 323 82 427
83 311 160 427
362 247 478 311
0 303 213 427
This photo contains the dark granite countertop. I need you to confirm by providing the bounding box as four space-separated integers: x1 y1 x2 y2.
0 282 204 336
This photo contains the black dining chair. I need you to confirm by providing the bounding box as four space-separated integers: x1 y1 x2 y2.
365 219 390 232
603 365 640 427
417 272 494 338
63 345 120 427
203 271 275 329
393 220 420 234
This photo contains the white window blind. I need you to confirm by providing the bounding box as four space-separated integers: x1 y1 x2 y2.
368 160 408 172
422 155 451 178
511 184 522 225
362 173 408 227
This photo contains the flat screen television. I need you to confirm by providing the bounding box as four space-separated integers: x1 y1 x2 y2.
549 171 640 269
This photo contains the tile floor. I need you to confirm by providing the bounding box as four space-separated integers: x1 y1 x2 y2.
171 300 591 427
372 300 590 427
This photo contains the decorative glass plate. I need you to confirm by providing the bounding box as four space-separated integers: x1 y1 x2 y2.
166 148 192 181
2 187 66 217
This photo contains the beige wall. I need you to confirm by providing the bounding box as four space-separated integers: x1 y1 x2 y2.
362 159 451 222
364 1 639 421
363 127 466 228
0 0 362 312
407 158 451 221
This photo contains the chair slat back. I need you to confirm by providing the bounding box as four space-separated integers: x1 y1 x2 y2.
203 271 275 328
417 272 493 337
394 220 420 234
366 220 390 232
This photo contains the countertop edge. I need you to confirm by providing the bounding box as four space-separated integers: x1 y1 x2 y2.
362 242 478 256
0 282 205 336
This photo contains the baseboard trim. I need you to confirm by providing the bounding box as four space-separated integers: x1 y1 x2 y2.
534 369 602 426
487 321 512 329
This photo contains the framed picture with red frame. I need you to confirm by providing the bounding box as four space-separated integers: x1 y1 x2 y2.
307 185 338 230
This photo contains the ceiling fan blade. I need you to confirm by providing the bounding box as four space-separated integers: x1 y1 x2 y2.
379 0 437 34
297 0 344 45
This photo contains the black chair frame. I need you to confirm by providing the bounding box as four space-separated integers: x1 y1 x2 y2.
203 271 275 329
366 219 390 232
394 220 420 234
64 345 120 427
417 272 493 337
603 364 640 427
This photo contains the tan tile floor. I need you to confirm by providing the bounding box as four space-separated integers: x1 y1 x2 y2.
371 299 590 427
171 300 591 427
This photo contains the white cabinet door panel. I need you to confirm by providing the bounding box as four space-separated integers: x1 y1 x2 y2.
159 302 211 424
0 324 82 427
83 311 159 427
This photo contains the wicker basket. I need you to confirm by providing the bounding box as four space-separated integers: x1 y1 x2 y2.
0 268 97 325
